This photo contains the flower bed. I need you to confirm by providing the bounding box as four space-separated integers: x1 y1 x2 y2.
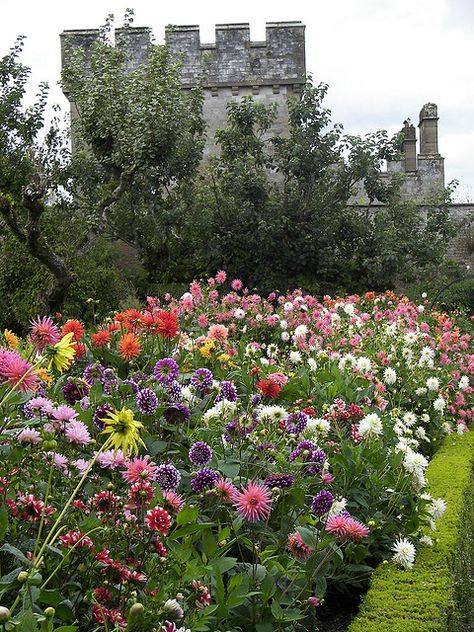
0 274 472 631
348 429 474 632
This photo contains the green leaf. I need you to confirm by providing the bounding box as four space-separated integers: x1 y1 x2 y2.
208 556 237 574
176 505 199 526
0 543 29 564
54 627 78 632
0 504 8 540
38 589 62 607
16 610 38 632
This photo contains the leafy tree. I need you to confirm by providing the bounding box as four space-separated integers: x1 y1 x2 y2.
0 12 204 312
168 81 454 293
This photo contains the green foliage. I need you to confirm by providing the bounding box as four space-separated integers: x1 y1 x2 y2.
0 231 129 333
154 81 455 294
348 430 474 632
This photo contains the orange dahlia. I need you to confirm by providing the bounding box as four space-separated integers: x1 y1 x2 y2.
91 330 111 348
118 333 141 361
63 319 85 343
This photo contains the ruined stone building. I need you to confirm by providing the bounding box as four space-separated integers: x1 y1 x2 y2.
60 22 473 266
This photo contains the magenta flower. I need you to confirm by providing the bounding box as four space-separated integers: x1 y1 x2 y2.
0 349 38 392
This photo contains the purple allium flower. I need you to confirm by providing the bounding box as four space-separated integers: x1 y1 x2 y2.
163 403 190 424
23 402 34 419
311 490 334 516
154 358 179 385
131 372 149 386
264 473 295 489
289 440 317 463
93 403 114 430
190 468 220 493
156 464 181 491
190 368 213 391
137 388 158 415
216 380 237 402
123 379 140 393
167 380 182 402
63 379 88 406
83 362 105 385
188 441 213 466
286 411 308 434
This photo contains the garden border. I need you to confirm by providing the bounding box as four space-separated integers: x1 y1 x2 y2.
348 429 474 632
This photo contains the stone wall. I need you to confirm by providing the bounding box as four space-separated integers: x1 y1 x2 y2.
61 22 306 157
60 22 471 268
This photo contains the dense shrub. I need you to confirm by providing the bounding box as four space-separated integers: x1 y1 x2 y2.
348 430 474 632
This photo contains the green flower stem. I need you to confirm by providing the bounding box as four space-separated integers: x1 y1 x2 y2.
40 526 103 590
33 435 114 569
33 458 55 560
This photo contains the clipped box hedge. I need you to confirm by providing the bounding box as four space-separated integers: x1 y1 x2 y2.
349 430 474 632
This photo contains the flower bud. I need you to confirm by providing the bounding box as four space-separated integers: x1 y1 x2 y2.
0 607 11 622
44 607 55 618
18 571 29 583
162 598 184 621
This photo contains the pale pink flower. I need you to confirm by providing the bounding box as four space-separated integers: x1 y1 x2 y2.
215 270 227 284
65 420 91 446
53 405 78 422
18 428 41 444
98 449 128 469
208 324 229 341
73 459 91 475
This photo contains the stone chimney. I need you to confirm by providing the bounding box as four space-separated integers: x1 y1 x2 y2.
402 121 417 172
418 103 439 155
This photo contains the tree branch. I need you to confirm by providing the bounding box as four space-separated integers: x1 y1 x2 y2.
74 171 132 259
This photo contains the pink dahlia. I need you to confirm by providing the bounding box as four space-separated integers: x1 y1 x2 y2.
214 478 237 502
325 515 349 538
232 482 272 522
65 420 91 446
343 517 370 542
0 349 38 392
162 490 185 513
17 428 41 444
53 405 78 422
122 456 157 484
29 316 60 352
325 515 370 543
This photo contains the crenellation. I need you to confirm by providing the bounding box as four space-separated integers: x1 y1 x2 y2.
59 20 471 267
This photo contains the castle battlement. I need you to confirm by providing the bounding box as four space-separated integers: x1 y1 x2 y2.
165 22 305 88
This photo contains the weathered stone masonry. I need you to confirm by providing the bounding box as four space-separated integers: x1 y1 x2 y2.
60 23 473 267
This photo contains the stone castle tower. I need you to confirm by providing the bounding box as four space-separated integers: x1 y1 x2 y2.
60 22 306 158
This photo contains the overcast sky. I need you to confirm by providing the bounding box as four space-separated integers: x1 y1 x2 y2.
3 0 473 200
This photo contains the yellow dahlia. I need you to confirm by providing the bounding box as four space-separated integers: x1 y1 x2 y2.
48 332 76 372
102 408 144 455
